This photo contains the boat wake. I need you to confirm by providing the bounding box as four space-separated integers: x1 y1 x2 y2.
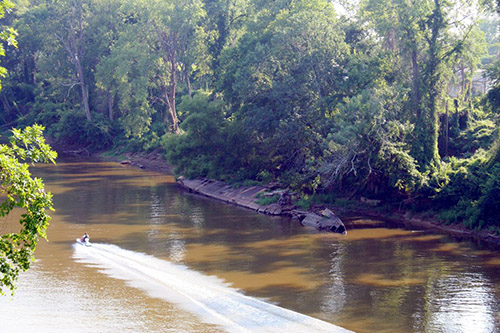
73 243 351 332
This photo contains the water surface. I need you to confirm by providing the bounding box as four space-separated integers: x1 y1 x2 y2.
1 159 500 332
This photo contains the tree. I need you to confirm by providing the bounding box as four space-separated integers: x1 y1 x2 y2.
0 1 56 296
48 0 93 121
218 0 350 187
360 0 485 171
5 0 94 127
162 91 227 178
319 84 424 199
94 1 155 139
203 0 249 78
84 0 123 122
95 0 209 136
0 125 56 296
141 0 209 133
0 0 16 90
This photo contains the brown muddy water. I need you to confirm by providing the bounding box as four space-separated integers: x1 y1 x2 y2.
1 159 500 332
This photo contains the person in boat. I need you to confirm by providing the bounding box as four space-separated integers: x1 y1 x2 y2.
80 232 90 243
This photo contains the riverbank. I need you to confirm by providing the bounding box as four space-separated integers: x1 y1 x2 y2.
52 142 500 248
52 140 172 174
339 204 500 248
139 160 500 247
176 175 500 247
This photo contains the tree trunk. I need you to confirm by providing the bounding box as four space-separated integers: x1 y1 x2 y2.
185 70 192 99
444 100 449 157
412 47 421 120
75 58 91 121
411 0 444 170
107 91 114 122
156 26 180 133
73 44 92 121
63 2 91 121
166 56 178 133
424 0 444 168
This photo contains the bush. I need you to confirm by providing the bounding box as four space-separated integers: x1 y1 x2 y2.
162 91 264 181
312 192 336 205
433 149 500 230
432 152 488 210
255 194 279 206
468 163 500 229
53 111 115 150
295 196 312 210
436 198 472 224
114 121 167 153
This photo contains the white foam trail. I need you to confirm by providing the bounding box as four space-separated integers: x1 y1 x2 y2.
73 243 351 333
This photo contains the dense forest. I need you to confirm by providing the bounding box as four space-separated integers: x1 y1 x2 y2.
1 0 500 231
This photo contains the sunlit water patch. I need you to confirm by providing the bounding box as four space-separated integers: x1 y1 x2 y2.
422 273 498 333
0 261 212 333
73 243 352 332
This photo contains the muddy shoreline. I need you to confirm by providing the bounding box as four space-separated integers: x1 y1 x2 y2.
55 144 500 248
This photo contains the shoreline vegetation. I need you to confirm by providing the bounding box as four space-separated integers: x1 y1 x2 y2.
65 146 499 249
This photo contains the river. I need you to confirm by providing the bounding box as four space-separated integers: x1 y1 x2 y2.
1 159 500 332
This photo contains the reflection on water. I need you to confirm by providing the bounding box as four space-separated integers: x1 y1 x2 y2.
424 273 496 333
1 159 500 332
320 244 347 315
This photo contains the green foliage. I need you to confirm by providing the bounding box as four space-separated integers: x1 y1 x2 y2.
487 81 500 110
0 0 499 234
311 192 337 206
361 0 487 172
442 102 498 158
433 154 487 209
432 148 500 230
94 9 155 139
52 111 114 151
161 91 227 178
468 163 500 229
0 124 56 295
294 197 311 210
162 91 265 181
217 0 350 187
452 118 497 155
0 0 16 90
319 85 425 199
255 194 279 206
293 192 336 210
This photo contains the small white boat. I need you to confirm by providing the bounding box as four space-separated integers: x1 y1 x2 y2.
76 238 92 247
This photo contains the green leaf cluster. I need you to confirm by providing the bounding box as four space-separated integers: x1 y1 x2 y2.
0 124 56 295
